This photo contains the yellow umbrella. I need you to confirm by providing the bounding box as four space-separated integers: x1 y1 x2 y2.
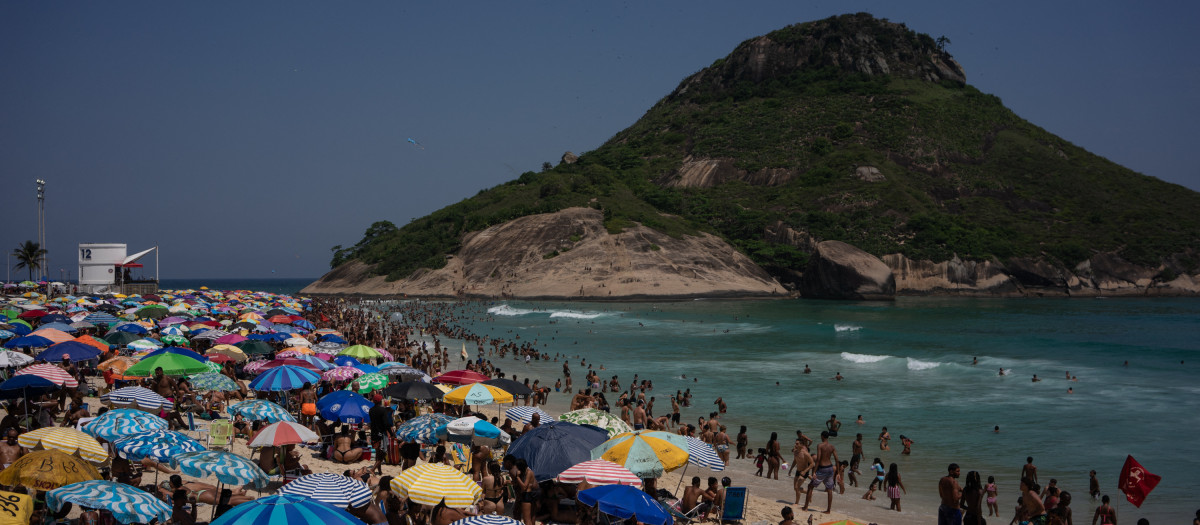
209 344 248 363
590 430 689 479
434 383 453 393
442 383 514 406
390 463 482 507
17 427 108 464
0 449 101 491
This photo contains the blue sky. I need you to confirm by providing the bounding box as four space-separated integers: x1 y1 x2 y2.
3 2 1197 280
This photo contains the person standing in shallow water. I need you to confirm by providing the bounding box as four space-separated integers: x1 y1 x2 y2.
766 432 782 480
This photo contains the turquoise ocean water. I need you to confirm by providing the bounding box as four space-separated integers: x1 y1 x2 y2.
401 297 1198 522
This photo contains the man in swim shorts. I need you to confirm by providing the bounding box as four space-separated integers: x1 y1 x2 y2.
802 431 838 514
825 414 841 437
299 382 318 429
938 463 963 525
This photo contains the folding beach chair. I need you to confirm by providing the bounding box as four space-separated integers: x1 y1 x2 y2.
656 496 706 524
186 412 209 441
208 419 233 450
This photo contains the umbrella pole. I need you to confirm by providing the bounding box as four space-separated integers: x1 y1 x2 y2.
674 463 690 496
212 480 222 521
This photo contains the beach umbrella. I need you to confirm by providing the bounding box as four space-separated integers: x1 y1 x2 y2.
483 378 534 398
278 472 372 508
591 430 689 479
395 413 456 445
319 334 347 344
103 331 141 346
122 352 208 377
209 343 248 362
353 363 380 374
126 338 161 351
0 330 14 340
190 371 240 392
682 435 725 471
433 369 489 385
98 355 138 375
333 355 360 367
291 353 334 370
206 353 234 364
69 320 96 331
314 340 345 352
3 323 31 336
215 333 247 345
318 391 373 424
248 421 319 447
141 345 208 362
84 312 119 325
100 386 171 412
172 450 270 488
17 427 108 463
160 334 190 346
390 463 483 507
442 383 513 406
112 323 149 335
14 363 79 388
577 484 673 525
382 380 444 401
80 409 169 441
260 357 323 372
437 416 510 446
242 359 270 374
323 365 365 382
47 480 173 525
337 344 383 360
283 337 311 348
236 339 273 355
35 341 102 362
561 408 633 437
3 334 54 349
316 389 371 411
344 372 389 394
249 364 321 391
507 421 611 481
72 334 111 351
0 349 34 367
292 319 315 330
135 305 168 319
227 399 296 423
557 459 644 487
190 328 231 342
211 493 367 525
112 430 205 462
450 516 523 525
505 406 554 425
34 325 77 339
160 325 186 336
0 449 102 491
378 363 431 382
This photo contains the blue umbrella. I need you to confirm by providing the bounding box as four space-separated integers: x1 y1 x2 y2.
278 473 372 508
507 421 611 481
112 430 205 461
113 323 148 334
83 313 119 325
40 314 72 324
47 480 172 524
395 413 456 445
35 341 102 362
212 493 367 525
333 355 360 367
577 484 673 525
227 399 296 423
0 374 58 399
0 330 15 340
320 334 348 344
353 363 380 374
318 392 373 424
81 409 170 440
315 390 368 411
172 450 270 488
292 319 315 330
272 325 298 334
4 323 31 336
683 435 725 471
292 354 334 371
37 321 77 333
3 334 53 349
249 364 321 391
141 345 208 362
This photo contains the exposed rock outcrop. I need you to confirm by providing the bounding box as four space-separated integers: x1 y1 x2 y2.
799 241 896 300
663 157 796 188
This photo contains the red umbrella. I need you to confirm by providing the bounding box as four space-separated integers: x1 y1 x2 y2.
433 369 489 385
18 310 47 319
206 354 234 364
259 358 321 372
14 363 79 388
557 459 643 487
267 315 293 324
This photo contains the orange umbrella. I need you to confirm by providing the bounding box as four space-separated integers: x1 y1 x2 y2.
74 335 111 352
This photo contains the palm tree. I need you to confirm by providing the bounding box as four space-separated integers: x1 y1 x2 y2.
12 241 47 281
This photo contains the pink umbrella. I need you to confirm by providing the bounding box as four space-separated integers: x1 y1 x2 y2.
376 348 394 360
14 363 79 388
276 350 305 359
248 421 319 447
215 333 247 345
557 459 643 487
322 366 365 382
243 360 270 374
314 352 335 361
259 358 321 372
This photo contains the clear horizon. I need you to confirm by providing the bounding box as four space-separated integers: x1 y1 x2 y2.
3 2 1197 279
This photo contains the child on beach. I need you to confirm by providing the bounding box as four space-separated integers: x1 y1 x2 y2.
985 475 999 516
884 463 906 512
754 448 767 476
862 458 885 500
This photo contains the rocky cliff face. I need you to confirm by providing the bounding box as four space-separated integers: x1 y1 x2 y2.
303 208 785 299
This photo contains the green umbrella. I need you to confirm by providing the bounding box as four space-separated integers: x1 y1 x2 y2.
1 310 18 320
190 372 239 392
135 305 169 320
344 372 389 394
160 334 189 347
236 340 273 356
104 331 141 346
124 353 209 377
7 319 32 330
337 345 383 360
561 408 634 436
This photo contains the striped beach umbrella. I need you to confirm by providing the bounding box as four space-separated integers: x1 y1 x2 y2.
505 406 554 425
682 435 725 471
336 344 383 360
190 371 240 392
172 450 270 488
248 421 319 447
17 427 108 464
80 409 169 441
84 313 120 325
390 463 483 507
100 386 171 412
395 413 456 445
556 459 644 487
227 399 296 423
560 408 633 437
291 354 335 371
112 430 205 462
242 360 270 375
249 364 321 391
14 363 79 388
47 480 172 525
450 516 523 525
278 472 372 508
590 430 689 479
344 372 389 394
443 383 514 406
211 494 365 525
323 365 365 382
0 350 33 367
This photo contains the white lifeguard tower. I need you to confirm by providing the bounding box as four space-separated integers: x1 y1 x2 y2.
77 243 159 294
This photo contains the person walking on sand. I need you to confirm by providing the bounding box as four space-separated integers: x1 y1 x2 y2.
802 431 839 514
985 475 999 517
1022 456 1038 485
885 463 906 512
938 463 963 525
766 432 782 480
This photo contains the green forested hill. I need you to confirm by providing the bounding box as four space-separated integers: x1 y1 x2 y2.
333 13 1200 282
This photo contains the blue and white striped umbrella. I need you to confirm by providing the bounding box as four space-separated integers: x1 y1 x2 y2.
47 480 172 525
212 493 366 525
505 406 555 425
100 386 171 411
395 413 456 445
450 515 523 525
113 430 205 462
683 435 725 471
249 364 321 391
172 450 270 488
278 472 372 508
81 409 169 441
84 313 120 325
227 399 296 423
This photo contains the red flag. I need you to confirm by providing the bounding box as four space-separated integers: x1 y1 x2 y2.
1117 455 1161 507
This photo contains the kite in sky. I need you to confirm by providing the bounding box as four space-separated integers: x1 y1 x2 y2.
407 138 425 150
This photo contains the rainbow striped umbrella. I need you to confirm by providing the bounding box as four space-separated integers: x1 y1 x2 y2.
590 430 689 479
248 364 321 391
390 463 482 507
443 383 514 406
17 427 108 464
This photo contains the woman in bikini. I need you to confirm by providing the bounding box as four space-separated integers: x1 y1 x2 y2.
332 426 365 464
985 476 999 517
479 461 506 515
159 474 254 507
766 432 782 480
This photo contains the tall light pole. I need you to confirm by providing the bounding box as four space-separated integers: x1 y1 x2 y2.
36 179 46 280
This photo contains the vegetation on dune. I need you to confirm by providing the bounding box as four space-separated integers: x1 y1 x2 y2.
332 13 1200 281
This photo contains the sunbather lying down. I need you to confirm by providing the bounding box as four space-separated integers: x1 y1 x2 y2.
159 474 255 506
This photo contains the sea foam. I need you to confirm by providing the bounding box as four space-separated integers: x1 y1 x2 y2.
906 358 942 371
834 324 862 332
487 304 536 316
841 352 890 363
549 310 604 320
